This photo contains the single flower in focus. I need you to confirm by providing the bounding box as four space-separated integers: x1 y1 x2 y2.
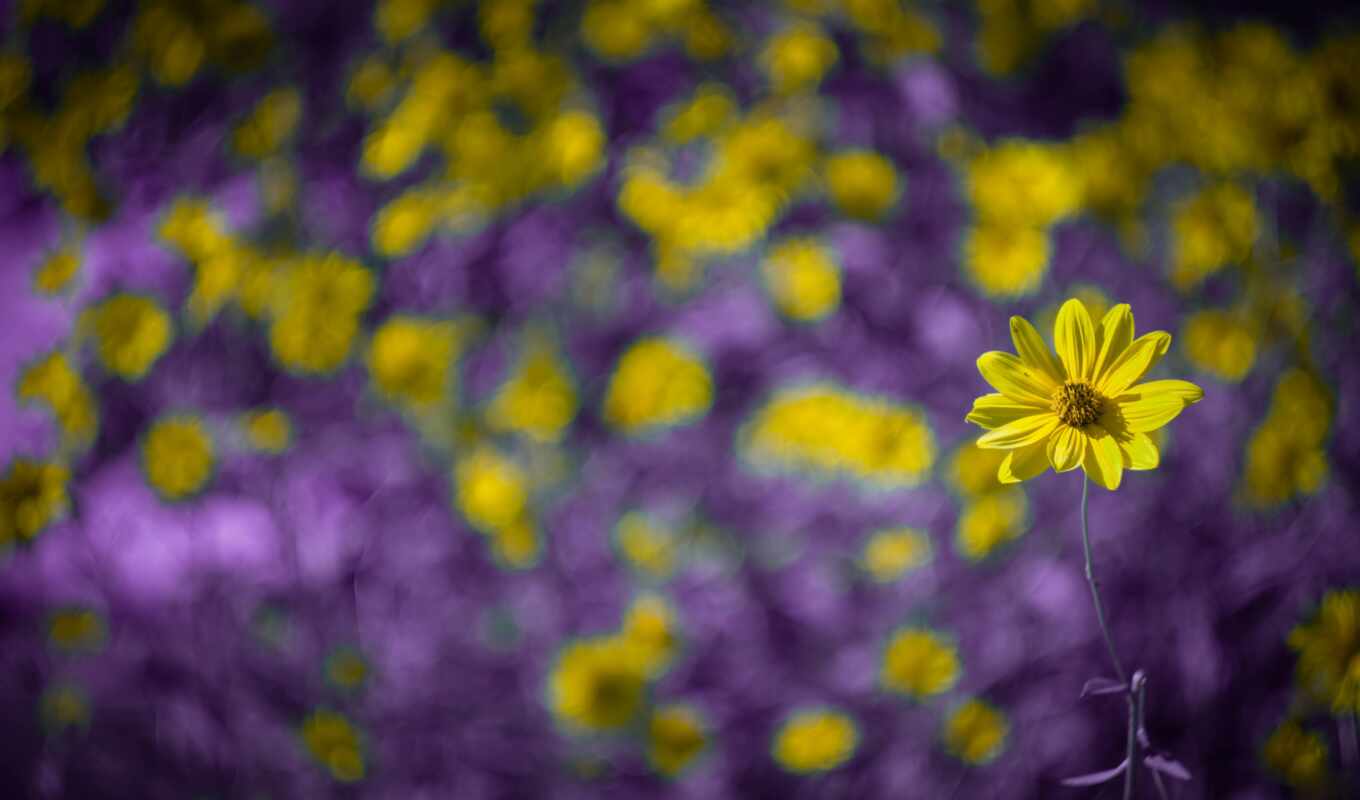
966 298 1203 490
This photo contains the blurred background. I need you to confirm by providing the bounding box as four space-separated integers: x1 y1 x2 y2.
0 0 1358 797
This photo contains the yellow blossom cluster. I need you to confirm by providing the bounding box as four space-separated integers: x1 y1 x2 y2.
741 383 935 488
355 12 607 258
580 0 729 63
619 109 816 290
961 139 1082 298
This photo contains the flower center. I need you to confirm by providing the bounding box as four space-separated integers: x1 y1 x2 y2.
1052 380 1103 427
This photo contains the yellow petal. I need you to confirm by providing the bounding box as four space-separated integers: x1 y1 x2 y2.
998 440 1049 484
1009 316 1064 384
966 393 1049 429
1112 379 1204 433
1120 432 1160 470
1091 304 1133 385
976 413 1060 450
1047 425 1086 472
977 351 1057 406
1053 298 1097 382
1118 379 1204 404
1098 332 1171 397
1083 425 1124 490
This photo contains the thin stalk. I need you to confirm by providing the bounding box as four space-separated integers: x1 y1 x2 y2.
1079 475 1127 684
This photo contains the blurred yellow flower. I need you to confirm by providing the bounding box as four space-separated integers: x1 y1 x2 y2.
649 704 707 777
966 299 1204 490
367 316 464 409
485 332 578 443
1289 588 1360 714
300 709 365 782
18 352 98 450
32 246 80 295
603 337 713 433
241 408 292 454
622 592 679 676
962 222 1051 298
761 237 842 322
48 607 105 653
942 698 1009 765
232 87 301 160
824 149 900 221
881 627 961 699
269 254 374 375
760 22 838 94
742 384 936 488
1181 309 1258 382
1170 182 1258 291
1262 719 1329 790
142 415 215 501
0 458 69 546
80 294 174 380
771 708 858 774
454 447 529 534
956 489 1027 561
861 527 932 582
549 635 649 731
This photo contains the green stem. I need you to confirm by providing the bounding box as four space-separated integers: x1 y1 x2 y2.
1079 475 1127 684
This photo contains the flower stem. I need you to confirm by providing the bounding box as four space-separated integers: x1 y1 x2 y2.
1079 474 1140 798
1079 474 1127 684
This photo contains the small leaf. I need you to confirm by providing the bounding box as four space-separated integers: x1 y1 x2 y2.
1137 726 1152 749
1080 677 1128 698
1060 760 1128 787
1144 754 1191 781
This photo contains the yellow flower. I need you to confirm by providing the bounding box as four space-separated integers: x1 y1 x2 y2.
0 458 69 546
771 708 858 774
241 408 292 454
861 527 932 582
367 316 465 409
622 593 679 677
32 246 81 294
760 22 838 94
824 149 900 221
141 415 215 500
761 237 842 322
881 627 961 699
548 635 649 731
40 682 90 732
956 490 1027 561
965 299 1204 490
1181 309 1257 382
454 446 528 534
603 337 713 433
649 704 707 777
80 294 174 380
942 698 1009 765
300 709 365 782
18 352 98 450
1289 588 1360 714
48 607 105 653
1262 719 1329 790
962 222 1050 299
485 331 578 443
741 384 936 487
232 87 302 160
